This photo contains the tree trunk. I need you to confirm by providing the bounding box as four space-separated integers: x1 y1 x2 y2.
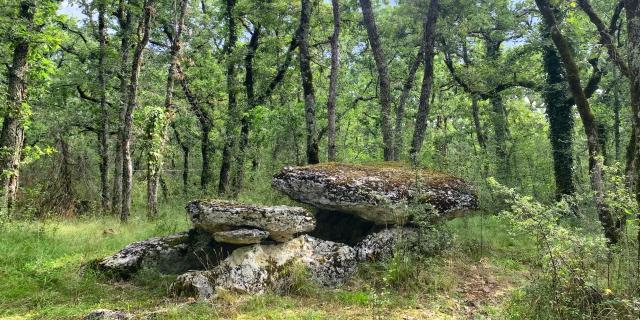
394 46 424 160
614 70 621 161
536 0 619 244
172 125 189 194
147 0 187 219
218 0 238 195
201 123 212 190
121 0 154 222
327 0 340 162
542 37 576 199
175 64 213 191
409 0 440 163
490 95 510 182
0 1 33 217
359 0 394 161
97 0 110 211
624 0 640 212
232 25 260 195
112 0 132 216
298 0 319 165
471 97 487 150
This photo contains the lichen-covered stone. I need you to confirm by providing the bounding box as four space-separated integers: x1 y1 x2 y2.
84 309 132 320
272 163 478 224
172 235 357 298
354 227 418 261
93 229 237 278
213 229 269 244
187 200 315 242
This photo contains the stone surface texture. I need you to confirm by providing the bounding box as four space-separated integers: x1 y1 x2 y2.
354 227 418 261
187 200 315 242
273 163 477 224
173 235 356 298
213 228 270 244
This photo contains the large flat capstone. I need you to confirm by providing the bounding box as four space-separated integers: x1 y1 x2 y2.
187 200 315 242
272 163 478 224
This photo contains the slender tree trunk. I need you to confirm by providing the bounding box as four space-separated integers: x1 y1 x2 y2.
409 0 440 163
394 46 424 160
536 0 619 244
201 123 212 190
147 0 187 219
175 64 213 190
172 125 189 194
471 97 487 150
232 25 260 195
218 0 238 195
0 1 33 217
298 0 319 164
97 0 110 211
614 71 621 161
112 1 131 216
327 0 340 162
121 0 154 222
542 37 576 199
359 0 394 161
624 0 640 210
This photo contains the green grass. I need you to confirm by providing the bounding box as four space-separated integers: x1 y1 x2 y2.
0 208 531 319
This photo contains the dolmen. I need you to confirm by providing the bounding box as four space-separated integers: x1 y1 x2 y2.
93 163 477 299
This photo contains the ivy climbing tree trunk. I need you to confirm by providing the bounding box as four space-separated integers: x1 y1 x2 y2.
298 0 319 165
0 1 34 218
623 0 640 210
121 0 155 222
542 39 576 199
535 0 620 244
359 0 394 161
218 0 238 195
327 0 340 162
409 0 440 164
146 0 187 219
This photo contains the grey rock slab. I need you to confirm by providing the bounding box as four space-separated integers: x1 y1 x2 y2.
173 235 357 299
84 309 132 320
187 200 315 242
93 229 238 278
213 229 270 244
272 163 478 224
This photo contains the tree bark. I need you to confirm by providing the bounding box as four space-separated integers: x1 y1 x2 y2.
175 64 213 190
97 0 110 211
471 97 487 150
298 0 320 165
542 35 576 199
394 46 424 160
147 0 187 219
218 0 238 195
0 1 33 217
359 0 394 161
623 0 640 212
112 0 132 216
536 0 619 244
231 24 260 195
327 0 340 162
409 0 440 163
121 0 155 222
172 124 189 194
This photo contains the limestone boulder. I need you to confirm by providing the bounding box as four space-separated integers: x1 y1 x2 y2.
172 235 357 299
187 200 315 242
354 227 418 262
84 309 132 320
93 229 237 278
213 229 269 245
272 163 478 224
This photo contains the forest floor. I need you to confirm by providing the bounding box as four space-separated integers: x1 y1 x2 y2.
0 205 535 319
